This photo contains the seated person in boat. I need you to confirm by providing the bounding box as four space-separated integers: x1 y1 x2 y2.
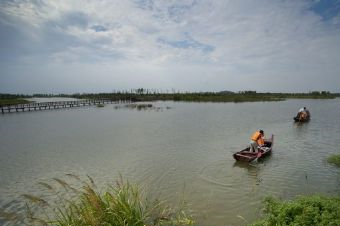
296 107 310 120
249 130 264 153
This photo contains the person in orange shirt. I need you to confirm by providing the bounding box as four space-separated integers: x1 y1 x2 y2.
249 130 264 153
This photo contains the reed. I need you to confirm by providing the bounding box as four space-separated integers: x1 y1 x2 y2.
327 154 340 167
0 176 194 226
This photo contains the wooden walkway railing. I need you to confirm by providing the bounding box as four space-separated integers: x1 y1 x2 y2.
1 99 131 114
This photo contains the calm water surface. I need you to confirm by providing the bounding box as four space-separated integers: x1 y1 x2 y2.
1 98 340 226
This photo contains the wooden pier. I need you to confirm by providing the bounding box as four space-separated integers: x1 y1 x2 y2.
1 99 130 114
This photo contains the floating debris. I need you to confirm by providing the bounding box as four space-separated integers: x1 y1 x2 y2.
113 103 172 111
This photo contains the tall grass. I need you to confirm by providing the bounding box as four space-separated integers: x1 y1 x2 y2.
0 175 194 226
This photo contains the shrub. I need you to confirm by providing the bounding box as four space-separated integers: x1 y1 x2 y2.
327 154 340 167
249 195 340 226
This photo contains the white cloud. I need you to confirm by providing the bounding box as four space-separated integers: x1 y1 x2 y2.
1 0 340 92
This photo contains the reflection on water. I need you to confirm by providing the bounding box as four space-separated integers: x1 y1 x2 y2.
1 99 340 226
25 97 81 103
233 161 263 185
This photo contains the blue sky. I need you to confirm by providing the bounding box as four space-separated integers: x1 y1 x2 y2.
1 0 340 93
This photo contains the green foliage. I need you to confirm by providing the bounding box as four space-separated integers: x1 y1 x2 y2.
0 176 194 226
327 154 340 167
0 98 30 106
0 93 31 99
249 195 340 226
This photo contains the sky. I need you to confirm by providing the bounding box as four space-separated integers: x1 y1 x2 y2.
1 0 340 94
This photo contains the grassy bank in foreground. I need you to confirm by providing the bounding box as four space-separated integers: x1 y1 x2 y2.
249 195 340 226
0 176 194 226
250 157 340 226
1 175 340 226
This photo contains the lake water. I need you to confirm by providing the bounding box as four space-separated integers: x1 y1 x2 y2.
1 98 340 226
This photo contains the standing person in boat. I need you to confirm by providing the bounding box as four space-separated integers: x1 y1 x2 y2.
249 130 264 153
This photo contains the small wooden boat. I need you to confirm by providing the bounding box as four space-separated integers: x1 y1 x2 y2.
233 135 274 162
293 110 310 122
293 115 310 122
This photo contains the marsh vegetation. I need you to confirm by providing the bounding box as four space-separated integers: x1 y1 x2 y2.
327 154 340 167
72 90 335 103
249 155 340 226
0 175 194 226
96 103 105 107
2 175 340 226
113 103 171 111
249 195 340 226
0 98 30 107
1 90 336 106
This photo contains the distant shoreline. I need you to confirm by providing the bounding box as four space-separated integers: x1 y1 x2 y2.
0 91 336 106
